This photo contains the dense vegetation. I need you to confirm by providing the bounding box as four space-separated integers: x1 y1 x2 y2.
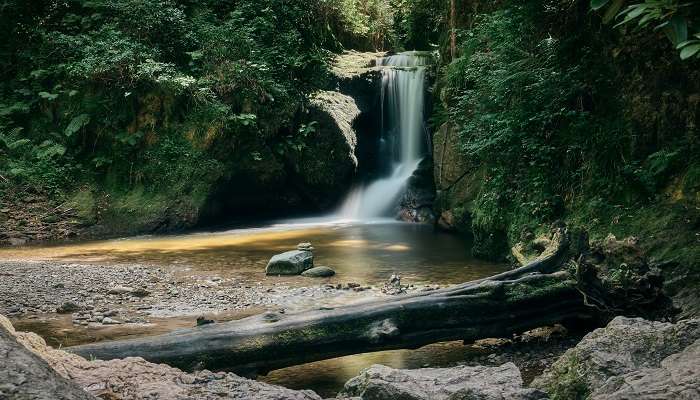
427 1 699 272
0 0 401 234
1 0 698 275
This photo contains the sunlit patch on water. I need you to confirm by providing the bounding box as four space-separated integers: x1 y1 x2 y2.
0 219 508 286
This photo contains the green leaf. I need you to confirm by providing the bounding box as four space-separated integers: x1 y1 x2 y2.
669 15 688 44
64 114 90 137
591 0 611 11
603 0 625 23
38 91 58 101
680 43 700 60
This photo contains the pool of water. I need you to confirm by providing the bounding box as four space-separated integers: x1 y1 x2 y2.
0 218 507 287
1 218 510 397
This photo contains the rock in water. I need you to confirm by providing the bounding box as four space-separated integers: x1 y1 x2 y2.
265 250 314 275
382 274 405 295
297 242 315 252
340 363 546 400
301 266 336 278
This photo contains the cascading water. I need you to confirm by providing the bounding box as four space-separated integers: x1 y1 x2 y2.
339 52 430 220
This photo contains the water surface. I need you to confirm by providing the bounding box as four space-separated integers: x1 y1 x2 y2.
1 219 506 286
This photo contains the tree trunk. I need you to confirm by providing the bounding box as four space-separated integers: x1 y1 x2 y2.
68 228 592 374
450 0 457 60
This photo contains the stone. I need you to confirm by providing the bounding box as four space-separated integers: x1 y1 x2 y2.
398 158 436 223
339 363 547 400
8 237 27 246
0 319 95 399
381 274 405 295
297 242 315 251
265 250 314 275
131 288 151 298
301 266 336 278
101 317 121 325
196 317 215 326
56 302 81 314
533 316 700 399
593 338 700 399
107 286 134 295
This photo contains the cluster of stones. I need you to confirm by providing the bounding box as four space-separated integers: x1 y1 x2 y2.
265 242 336 278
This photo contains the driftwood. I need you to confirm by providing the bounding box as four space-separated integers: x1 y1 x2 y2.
69 228 593 374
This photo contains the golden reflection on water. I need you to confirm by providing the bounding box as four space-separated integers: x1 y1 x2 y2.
0 221 508 286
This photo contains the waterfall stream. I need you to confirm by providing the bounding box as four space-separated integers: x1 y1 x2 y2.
339 52 430 220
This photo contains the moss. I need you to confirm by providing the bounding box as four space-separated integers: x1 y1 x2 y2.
66 188 97 226
541 354 591 400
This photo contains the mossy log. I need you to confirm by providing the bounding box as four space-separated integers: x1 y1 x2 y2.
69 228 592 374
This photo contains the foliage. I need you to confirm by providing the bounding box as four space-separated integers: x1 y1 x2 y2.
438 0 698 253
0 0 365 227
592 0 700 59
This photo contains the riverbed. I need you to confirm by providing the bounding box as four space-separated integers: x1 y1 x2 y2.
0 219 512 396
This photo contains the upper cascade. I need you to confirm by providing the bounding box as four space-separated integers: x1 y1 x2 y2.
338 51 431 220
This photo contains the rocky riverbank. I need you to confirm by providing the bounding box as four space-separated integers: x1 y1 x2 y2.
0 259 453 346
2 313 698 399
0 260 381 329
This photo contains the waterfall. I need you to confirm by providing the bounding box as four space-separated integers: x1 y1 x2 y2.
339 52 430 220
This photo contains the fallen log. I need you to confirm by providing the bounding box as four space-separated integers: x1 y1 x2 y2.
69 228 593 374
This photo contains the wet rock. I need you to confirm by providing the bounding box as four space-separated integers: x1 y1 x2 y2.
381 274 406 295
56 301 81 314
533 316 700 399
398 158 436 224
301 266 336 278
196 316 215 326
340 363 546 400
265 250 314 276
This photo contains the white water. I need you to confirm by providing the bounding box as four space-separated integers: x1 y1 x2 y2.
338 52 430 220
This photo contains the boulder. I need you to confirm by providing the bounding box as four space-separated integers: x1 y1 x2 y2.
339 363 547 400
265 250 314 275
0 317 96 400
301 266 335 278
593 339 700 399
398 158 436 224
533 316 700 399
292 90 361 208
